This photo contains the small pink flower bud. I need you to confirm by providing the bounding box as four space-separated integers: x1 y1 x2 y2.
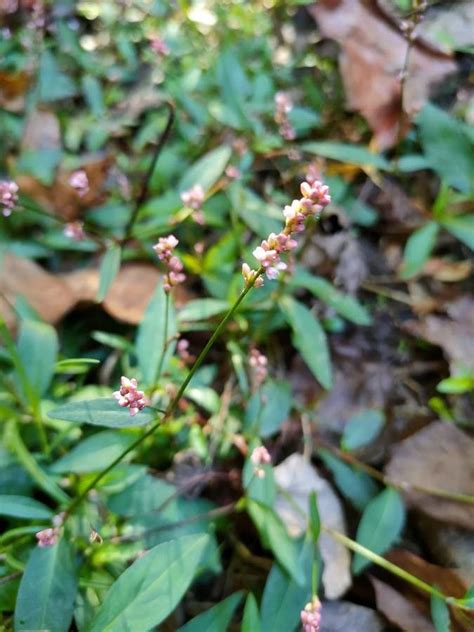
150 36 169 56
113 376 148 416
0 180 19 216
181 184 205 211
63 221 85 241
69 170 89 197
300 596 322 632
36 527 59 548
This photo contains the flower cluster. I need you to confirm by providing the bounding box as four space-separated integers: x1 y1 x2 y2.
0 180 19 217
63 221 85 241
153 234 186 292
150 35 170 56
243 179 330 285
35 512 65 548
250 445 271 479
114 376 147 416
69 170 89 197
300 596 322 632
249 348 268 388
177 338 194 364
275 91 295 141
181 184 204 210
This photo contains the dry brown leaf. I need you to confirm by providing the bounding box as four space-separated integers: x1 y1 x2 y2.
273 453 352 599
0 69 30 112
0 253 77 327
310 0 457 149
405 297 474 372
385 421 474 529
371 577 435 632
61 263 161 325
423 258 473 283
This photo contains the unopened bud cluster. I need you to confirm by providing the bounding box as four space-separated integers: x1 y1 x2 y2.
275 91 295 141
153 234 186 292
113 376 148 416
64 221 85 241
249 348 268 388
301 596 322 632
243 179 330 286
250 445 271 479
150 35 170 56
0 180 19 217
69 170 89 197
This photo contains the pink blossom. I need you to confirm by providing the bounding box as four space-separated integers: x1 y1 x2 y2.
275 91 295 141
249 348 268 388
153 234 179 260
242 263 264 289
113 376 148 416
69 170 89 197
177 338 194 363
250 445 271 478
0 180 19 217
300 597 322 632
181 184 205 211
36 527 59 548
63 221 85 241
150 36 170 56
153 235 186 292
225 165 241 179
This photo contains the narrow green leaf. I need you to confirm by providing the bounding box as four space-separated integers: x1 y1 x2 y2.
87 534 209 632
437 374 474 394
178 591 244 632
179 298 229 322
292 270 371 325
38 50 76 102
107 473 175 516
15 539 78 632
319 449 378 511
0 495 53 520
260 538 314 632
136 281 176 387
17 319 58 397
244 379 292 437
441 215 474 250
97 244 121 302
308 492 320 542
241 593 261 632
229 184 282 238
303 141 391 170
55 358 100 374
82 75 105 117
430 593 451 632
280 297 332 389
353 488 405 574
247 500 304 586
460 585 474 608
400 222 439 279
179 145 231 192
48 398 154 428
341 409 385 451
50 431 136 474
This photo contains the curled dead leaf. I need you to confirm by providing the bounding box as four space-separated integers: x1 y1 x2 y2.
385 422 474 529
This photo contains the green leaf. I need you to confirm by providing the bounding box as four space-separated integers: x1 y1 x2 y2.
82 75 105 117
244 379 292 437
107 473 175 516
179 298 229 322
18 149 62 186
97 244 121 302
437 374 474 394
319 449 378 511
178 591 244 632
247 500 304 586
48 398 154 428
0 495 53 520
430 593 451 632
280 297 332 389
243 453 276 507
241 593 261 632
50 430 136 474
87 534 209 632
229 184 282 238
179 145 231 192
292 270 371 325
441 215 474 250
341 409 385 451
460 585 474 608
55 358 100 374
417 104 474 193
38 50 76 102
260 538 313 632
303 141 391 170
136 281 177 387
353 488 405 574
216 48 251 130
400 222 439 279
397 155 431 172
15 539 78 632
17 319 58 397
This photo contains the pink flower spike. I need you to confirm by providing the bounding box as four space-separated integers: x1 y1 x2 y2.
69 170 89 197
150 35 169 56
0 180 19 216
36 527 59 548
180 184 205 210
63 221 85 241
300 596 322 632
114 376 147 416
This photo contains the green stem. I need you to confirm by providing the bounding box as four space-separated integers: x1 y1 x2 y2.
64 274 260 518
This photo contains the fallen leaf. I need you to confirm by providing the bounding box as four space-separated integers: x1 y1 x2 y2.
385 421 474 529
0 254 77 327
61 263 161 325
422 258 472 283
21 108 61 153
0 69 30 112
310 0 457 149
419 0 474 54
320 600 385 632
405 297 474 372
273 453 352 599
371 577 435 632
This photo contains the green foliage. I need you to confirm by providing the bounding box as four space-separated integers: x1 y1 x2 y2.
178 591 244 632
353 488 406 574
341 409 385 451
17 318 58 398
430 593 451 632
97 244 122 303
0 495 53 520
241 593 262 632
400 222 439 279
48 399 154 428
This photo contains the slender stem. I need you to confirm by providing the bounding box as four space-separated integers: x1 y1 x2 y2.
123 100 175 240
319 441 474 505
63 274 260 518
154 291 170 388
